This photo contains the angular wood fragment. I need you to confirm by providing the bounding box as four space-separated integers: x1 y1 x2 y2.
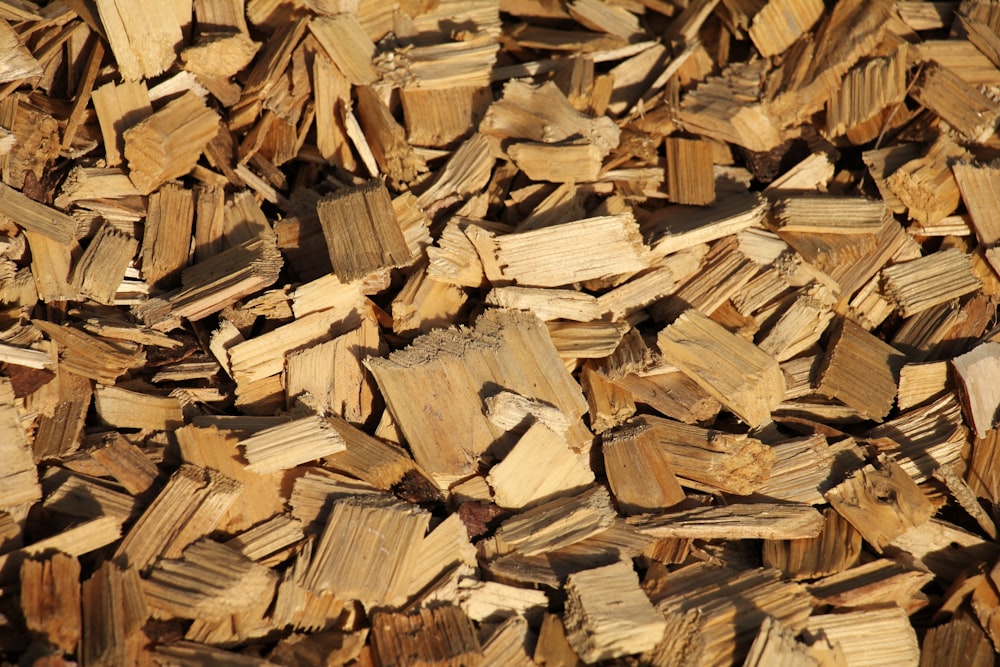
881 248 981 318
951 341 1000 439
0 181 76 244
309 14 376 85
868 392 968 482
763 507 862 580
807 558 934 612
90 435 159 496
921 612 996 667
240 415 347 474
0 516 123 584
951 160 1000 249
69 222 138 305
32 320 144 385
141 182 194 289
181 0 259 78
911 60 1000 143
640 415 774 495
884 136 969 225
485 286 602 321
758 282 837 362
0 20 42 84
94 0 183 80
94 384 184 431
355 85 427 188
749 0 824 57
602 419 685 514
91 80 152 167
658 308 784 428
816 318 905 421
824 454 935 552
113 464 242 574
0 377 39 510
494 487 616 556
630 502 824 540
123 91 221 195
20 553 81 653
664 136 715 206
801 607 919 666
370 603 481 667
143 537 277 620
81 561 148 667
316 178 411 282
563 560 666 663
303 493 430 609
771 195 888 235
897 361 950 411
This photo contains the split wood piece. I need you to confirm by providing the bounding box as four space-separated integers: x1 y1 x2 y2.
355 85 427 189
824 454 935 553
481 616 535 667
176 425 287 534
0 377 39 510
971 563 1000 653
546 320 629 360
506 140 609 183
567 0 643 41
69 222 137 305
24 229 80 303
815 318 905 421
596 246 707 322
269 629 369 667
807 558 934 613
664 136 715 206
601 419 685 514
231 16 308 129
0 516 123 585
32 319 144 385
0 94 61 190
407 513 478 600
123 91 221 195
366 308 586 486
401 86 492 149
141 182 194 290
754 435 863 505
952 160 1000 248
239 415 346 474
93 0 182 80
488 422 593 510
951 341 1000 439
757 282 837 362
427 218 505 288
562 559 666 663
762 507 862 580
640 414 774 495
480 79 620 153
113 463 242 574
612 369 723 425
320 418 425 495
311 48 354 167
748 0 824 57
414 133 494 214
90 434 159 496
651 236 760 322
90 80 152 167
645 562 813 667
81 561 148 667
316 178 411 282
485 286 602 322
222 189 270 248
629 502 824 540
770 195 888 235
93 384 183 432
910 60 1000 144
371 603 481 667
658 308 784 428
180 0 258 79
229 306 361 391
290 271 371 318
30 366 93 462
288 468 380 535
743 616 823 667
303 493 429 610
677 60 784 152
0 19 41 84
897 361 950 411
868 392 969 483
151 641 277 666
881 248 981 318
968 429 1000 505
921 612 996 667
394 191 433 262
442 574 549 626
134 231 283 331
493 486 616 557
286 315 381 425
225 514 304 564
884 136 969 225
142 537 277 621
767 0 892 126
826 45 907 142
20 552 81 653
390 263 469 336
647 193 768 259
801 607 919 666
0 181 76 244
580 364 636 433
309 13 376 85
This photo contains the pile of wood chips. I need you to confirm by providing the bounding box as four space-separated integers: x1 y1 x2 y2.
4 0 1000 664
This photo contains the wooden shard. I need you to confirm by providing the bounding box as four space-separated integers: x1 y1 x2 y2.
20 553 82 653
94 0 183 80
81 561 148 667
824 454 935 552
563 560 667 663
881 248 981 318
303 493 429 609
94 384 184 431
0 181 76 245
494 486 617 557
316 178 411 282
658 308 785 428
801 607 919 666
630 502 824 541
868 392 968 483
911 61 1000 143
770 195 888 235
952 341 1000 439
309 14 376 85
91 80 153 167
664 136 715 206
921 612 996 667
123 91 221 195
465 212 651 287
763 507 862 580
953 160 1000 248
748 0 824 57
884 136 969 225
0 377 39 510
370 603 481 667
602 419 685 514
239 415 347 474
32 320 144 385
485 286 602 322
816 318 905 421
141 182 195 289
807 557 934 612
69 222 138 305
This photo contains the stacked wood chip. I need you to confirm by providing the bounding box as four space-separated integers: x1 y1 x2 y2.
4 0 1000 665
